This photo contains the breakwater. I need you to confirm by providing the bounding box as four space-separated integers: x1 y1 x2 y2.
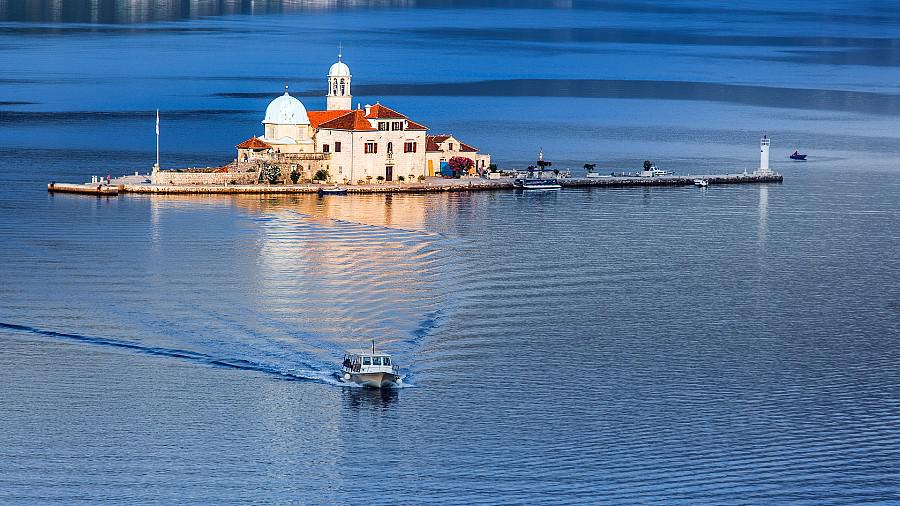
48 173 782 196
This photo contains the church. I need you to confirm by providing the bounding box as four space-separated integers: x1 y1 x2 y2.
235 54 489 184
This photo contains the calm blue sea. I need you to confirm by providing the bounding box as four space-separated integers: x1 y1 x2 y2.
1 1 899 503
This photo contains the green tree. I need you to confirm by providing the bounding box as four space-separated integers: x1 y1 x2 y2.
289 170 300 184
314 169 330 181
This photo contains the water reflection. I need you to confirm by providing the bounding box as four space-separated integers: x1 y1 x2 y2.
0 0 417 23
758 185 769 252
342 386 399 410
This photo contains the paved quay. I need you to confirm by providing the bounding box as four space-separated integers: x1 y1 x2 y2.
49 173 783 196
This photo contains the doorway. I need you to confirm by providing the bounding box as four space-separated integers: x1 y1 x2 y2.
385 165 393 181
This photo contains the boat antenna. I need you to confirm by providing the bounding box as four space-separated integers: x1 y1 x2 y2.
372 339 375 354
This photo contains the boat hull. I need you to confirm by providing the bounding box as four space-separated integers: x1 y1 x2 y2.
344 371 401 388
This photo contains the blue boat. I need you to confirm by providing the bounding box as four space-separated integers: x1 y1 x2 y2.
514 148 562 190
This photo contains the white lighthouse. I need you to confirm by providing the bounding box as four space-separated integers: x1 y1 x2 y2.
758 135 771 175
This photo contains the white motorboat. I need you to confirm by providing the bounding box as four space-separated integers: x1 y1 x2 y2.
693 178 709 187
520 179 562 190
340 342 402 388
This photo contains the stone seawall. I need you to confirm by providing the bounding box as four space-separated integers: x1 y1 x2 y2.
124 173 782 194
152 170 259 186
51 173 783 196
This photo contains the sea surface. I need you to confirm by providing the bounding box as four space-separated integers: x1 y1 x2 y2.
1 1 899 503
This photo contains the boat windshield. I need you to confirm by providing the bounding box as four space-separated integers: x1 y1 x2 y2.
362 356 371 366
383 357 391 366
372 357 382 366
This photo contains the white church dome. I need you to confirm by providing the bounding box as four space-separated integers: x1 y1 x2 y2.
329 61 351 77
262 91 309 125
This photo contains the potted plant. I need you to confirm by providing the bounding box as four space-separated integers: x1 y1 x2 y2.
376 175 385 183
417 175 426 182
398 175 406 182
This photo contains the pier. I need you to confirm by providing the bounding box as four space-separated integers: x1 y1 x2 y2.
47 182 120 196
47 172 782 196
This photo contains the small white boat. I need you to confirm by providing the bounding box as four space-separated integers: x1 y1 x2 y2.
520 179 562 190
693 178 709 187
340 342 402 388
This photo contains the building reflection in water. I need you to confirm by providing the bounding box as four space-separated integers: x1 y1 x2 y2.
227 193 443 360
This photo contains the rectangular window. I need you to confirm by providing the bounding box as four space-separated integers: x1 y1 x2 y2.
392 121 403 131
372 357 382 366
365 142 378 154
449 143 454 150
322 144 330 153
362 357 371 366
378 122 388 131
383 357 391 366
404 142 417 153
334 142 341 153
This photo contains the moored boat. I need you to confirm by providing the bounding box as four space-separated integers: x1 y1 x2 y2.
693 178 709 187
319 186 348 195
340 342 402 388
514 148 562 190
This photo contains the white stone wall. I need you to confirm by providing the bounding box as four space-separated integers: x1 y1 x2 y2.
315 129 354 183
349 129 426 182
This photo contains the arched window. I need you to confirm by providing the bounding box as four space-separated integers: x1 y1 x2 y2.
340 79 345 95
387 142 393 154
332 79 338 95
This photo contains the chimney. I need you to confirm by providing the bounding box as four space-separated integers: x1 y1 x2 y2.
364 104 372 116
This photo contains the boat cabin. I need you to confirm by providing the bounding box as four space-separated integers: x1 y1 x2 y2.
342 351 398 374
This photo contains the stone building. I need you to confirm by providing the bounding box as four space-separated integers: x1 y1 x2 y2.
235 54 429 183
425 135 491 176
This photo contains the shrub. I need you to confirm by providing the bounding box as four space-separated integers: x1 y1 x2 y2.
289 170 300 184
376 175 385 182
448 156 474 177
314 169 330 181
398 175 406 182
418 175 426 182
488 163 498 172
263 165 282 184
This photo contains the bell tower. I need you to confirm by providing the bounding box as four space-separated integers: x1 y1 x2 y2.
327 46 352 111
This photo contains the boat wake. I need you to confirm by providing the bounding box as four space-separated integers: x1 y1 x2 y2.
0 321 337 385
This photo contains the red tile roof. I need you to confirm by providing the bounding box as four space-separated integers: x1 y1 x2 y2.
308 109 351 128
318 110 375 131
426 135 478 153
236 136 272 150
365 103 407 119
405 119 428 130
